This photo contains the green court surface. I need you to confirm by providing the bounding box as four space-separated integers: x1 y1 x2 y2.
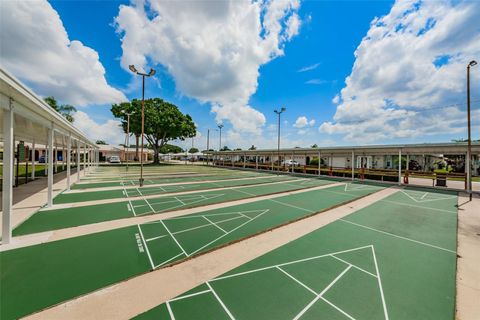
13 178 331 236
136 188 458 320
71 172 265 189
0 182 382 320
54 175 296 204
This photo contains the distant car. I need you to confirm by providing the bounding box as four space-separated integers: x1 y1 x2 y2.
38 155 47 163
108 156 121 163
282 160 300 167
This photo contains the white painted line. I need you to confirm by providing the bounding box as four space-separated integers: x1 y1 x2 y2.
276 266 317 295
340 219 456 254
160 220 189 257
421 192 428 200
146 234 168 242
292 265 352 320
372 246 389 320
166 301 175 320
172 216 244 236
129 199 136 217
169 289 212 302
155 252 186 268
189 209 270 256
380 199 456 214
213 245 373 282
206 282 235 320
203 216 228 234
137 225 155 270
330 254 377 278
319 296 356 320
268 198 314 213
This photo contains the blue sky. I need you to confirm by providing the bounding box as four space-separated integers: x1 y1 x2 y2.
1 0 479 150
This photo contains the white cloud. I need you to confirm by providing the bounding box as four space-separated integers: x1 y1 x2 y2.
294 116 315 128
321 0 480 143
298 62 320 72
332 94 340 104
0 0 126 106
305 79 326 85
73 111 125 145
115 0 301 134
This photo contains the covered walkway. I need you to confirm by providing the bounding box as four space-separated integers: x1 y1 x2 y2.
0 67 98 244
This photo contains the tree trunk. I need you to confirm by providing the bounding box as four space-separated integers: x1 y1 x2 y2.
135 134 139 161
152 140 160 164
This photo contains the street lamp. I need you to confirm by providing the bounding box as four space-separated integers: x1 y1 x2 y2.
129 64 156 187
274 107 286 171
467 60 477 201
122 110 135 172
218 124 224 151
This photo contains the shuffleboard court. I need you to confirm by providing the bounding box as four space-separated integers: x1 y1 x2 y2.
71 172 266 190
55 175 296 203
0 182 383 320
136 188 457 320
13 178 332 236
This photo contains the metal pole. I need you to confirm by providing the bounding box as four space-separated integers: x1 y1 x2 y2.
47 125 54 207
77 142 80 182
351 151 355 181
31 140 36 180
126 113 130 172
67 134 71 191
398 149 402 185
318 151 321 176
206 129 210 166
467 62 473 200
140 74 145 187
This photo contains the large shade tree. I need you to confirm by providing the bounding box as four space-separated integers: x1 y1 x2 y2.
44 96 77 123
112 98 196 164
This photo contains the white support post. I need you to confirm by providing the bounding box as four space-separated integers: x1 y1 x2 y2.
54 143 58 174
406 154 409 171
83 143 87 175
243 153 246 168
271 154 274 171
318 151 321 176
2 102 14 244
31 140 36 180
67 134 71 191
398 149 402 185
77 142 81 182
256 154 259 170
62 136 65 171
352 151 355 181
47 125 54 207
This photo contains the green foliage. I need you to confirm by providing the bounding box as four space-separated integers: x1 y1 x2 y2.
96 140 107 145
159 144 183 154
234 148 242 151
248 145 257 150
189 147 199 153
111 98 196 163
311 144 318 148
221 146 231 151
44 96 77 123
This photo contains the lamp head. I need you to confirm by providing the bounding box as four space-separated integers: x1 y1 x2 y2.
149 68 156 76
128 65 137 73
469 60 477 67
281 107 286 112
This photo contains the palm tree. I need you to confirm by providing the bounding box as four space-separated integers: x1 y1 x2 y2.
44 96 77 123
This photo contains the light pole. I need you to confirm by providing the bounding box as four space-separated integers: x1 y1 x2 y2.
274 107 286 171
218 124 224 151
467 60 477 201
122 110 134 172
206 129 210 166
129 65 155 187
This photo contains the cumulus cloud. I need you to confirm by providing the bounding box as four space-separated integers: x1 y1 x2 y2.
114 0 301 133
320 0 480 143
294 116 315 128
73 111 125 145
0 0 126 106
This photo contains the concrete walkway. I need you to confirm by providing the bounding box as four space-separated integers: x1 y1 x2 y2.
0 167 86 241
456 192 480 320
